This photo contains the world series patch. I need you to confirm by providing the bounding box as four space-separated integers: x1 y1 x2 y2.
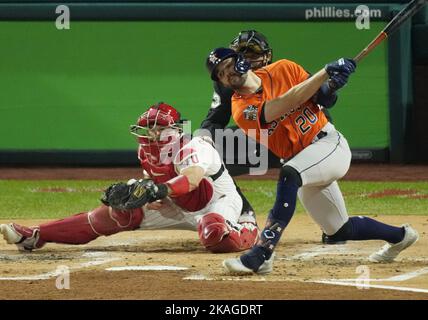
243 105 258 121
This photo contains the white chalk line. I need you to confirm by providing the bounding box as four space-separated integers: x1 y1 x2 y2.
183 274 269 282
79 258 120 268
82 251 108 258
280 245 428 293
183 246 428 294
107 265 188 271
283 245 428 262
182 274 428 294
280 245 362 261
312 280 428 294
183 274 212 281
322 266 428 283
0 254 120 281
3 244 428 295
182 275 428 295
385 267 428 281
0 270 64 281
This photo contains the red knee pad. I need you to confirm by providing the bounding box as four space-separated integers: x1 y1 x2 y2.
197 213 259 253
89 205 144 236
198 213 230 249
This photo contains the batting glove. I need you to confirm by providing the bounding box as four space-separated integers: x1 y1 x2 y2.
325 58 356 76
325 58 356 90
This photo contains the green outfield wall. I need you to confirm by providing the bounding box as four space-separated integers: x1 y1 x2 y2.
0 21 389 151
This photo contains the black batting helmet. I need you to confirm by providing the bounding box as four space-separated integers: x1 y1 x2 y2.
206 47 251 81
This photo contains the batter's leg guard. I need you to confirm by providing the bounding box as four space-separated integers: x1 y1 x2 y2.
240 165 302 271
38 205 144 245
197 213 258 253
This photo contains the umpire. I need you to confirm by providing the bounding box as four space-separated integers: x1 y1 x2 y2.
198 30 341 244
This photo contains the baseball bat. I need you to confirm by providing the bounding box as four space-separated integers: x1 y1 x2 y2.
354 0 427 63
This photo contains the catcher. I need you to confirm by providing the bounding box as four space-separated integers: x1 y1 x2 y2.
0 102 258 253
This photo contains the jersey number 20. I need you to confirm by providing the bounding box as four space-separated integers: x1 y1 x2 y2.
295 107 318 134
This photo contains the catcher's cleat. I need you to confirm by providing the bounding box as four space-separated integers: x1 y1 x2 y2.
322 232 347 245
223 252 275 275
0 223 45 252
368 224 419 263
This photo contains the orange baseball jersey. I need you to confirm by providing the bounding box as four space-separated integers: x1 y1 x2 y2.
231 59 328 160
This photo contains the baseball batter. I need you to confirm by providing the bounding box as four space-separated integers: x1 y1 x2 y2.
0 103 258 254
205 48 419 274
200 30 341 245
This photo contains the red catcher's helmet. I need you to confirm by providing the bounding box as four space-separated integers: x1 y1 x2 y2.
130 102 183 164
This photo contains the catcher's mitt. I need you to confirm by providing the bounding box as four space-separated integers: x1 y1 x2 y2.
101 179 168 210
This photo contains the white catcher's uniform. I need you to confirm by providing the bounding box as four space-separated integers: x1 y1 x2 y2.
139 136 243 231
286 122 351 235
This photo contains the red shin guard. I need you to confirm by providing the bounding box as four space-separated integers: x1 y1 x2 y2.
38 205 144 244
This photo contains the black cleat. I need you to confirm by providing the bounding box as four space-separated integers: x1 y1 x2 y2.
322 232 347 245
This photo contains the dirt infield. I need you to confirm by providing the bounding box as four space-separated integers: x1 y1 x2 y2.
1 215 428 300
1 163 428 181
0 164 427 300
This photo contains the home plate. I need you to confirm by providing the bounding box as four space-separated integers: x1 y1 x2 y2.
105 266 189 271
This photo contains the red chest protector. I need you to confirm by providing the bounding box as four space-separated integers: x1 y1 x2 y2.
139 149 214 212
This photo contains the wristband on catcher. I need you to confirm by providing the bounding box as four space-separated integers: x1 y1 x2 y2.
166 175 191 197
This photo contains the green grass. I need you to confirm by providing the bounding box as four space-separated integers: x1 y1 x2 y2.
240 180 428 217
0 180 427 220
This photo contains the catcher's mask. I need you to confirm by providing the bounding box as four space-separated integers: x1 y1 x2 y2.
206 47 251 82
130 102 183 164
229 30 273 69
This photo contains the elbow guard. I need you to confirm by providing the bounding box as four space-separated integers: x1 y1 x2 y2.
315 82 338 109
166 175 191 197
